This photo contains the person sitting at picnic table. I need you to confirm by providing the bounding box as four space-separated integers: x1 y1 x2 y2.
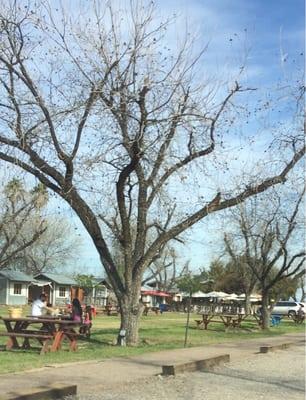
71 298 83 322
31 293 52 317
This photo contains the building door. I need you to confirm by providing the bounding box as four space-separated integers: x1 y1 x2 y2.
28 284 52 305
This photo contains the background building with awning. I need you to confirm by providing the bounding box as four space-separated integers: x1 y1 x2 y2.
33 273 78 306
141 287 172 307
0 269 80 306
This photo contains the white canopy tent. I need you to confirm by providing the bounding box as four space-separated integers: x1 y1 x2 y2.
235 294 262 302
189 291 261 302
191 291 230 299
223 293 239 301
191 291 209 298
206 291 230 298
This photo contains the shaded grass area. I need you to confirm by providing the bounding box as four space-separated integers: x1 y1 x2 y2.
0 306 304 374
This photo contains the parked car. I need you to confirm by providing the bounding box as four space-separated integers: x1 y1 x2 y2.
271 301 301 317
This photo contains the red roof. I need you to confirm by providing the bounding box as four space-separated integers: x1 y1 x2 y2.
141 290 172 297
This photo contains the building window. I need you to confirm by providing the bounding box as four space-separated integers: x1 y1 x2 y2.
96 288 106 297
59 286 66 297
13 283 22 295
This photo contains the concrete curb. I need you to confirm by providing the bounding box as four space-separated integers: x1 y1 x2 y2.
259 342 293 353
162 354 230 376
0 383 77 400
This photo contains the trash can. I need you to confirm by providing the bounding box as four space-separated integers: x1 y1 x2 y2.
159 304 168 313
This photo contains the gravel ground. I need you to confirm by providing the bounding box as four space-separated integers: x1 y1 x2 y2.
66 343 305 400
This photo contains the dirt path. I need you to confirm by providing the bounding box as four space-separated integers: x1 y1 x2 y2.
68 342 305 400
0 332 304 399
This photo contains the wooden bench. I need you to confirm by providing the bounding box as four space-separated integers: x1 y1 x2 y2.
78 323 92 338
195 319 225 329
95 307 106 315
104 306 119 316
0 332 52 338
0 332 53 354
143 307 160 316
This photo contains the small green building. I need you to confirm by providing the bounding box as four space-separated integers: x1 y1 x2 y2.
0 270 33 306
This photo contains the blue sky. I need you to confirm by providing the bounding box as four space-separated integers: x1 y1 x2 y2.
162 0 304 82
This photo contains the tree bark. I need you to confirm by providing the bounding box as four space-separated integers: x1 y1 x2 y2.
118 293 143 346
244 292 252 315
261 289 270 330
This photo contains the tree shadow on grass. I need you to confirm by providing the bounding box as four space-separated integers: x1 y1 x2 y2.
82 328 118 346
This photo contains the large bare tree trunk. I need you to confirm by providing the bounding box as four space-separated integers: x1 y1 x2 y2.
117 281 144 346
244 293 252 315
261 290 270 330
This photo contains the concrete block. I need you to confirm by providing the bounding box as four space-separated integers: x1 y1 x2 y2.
162 354 230 376
259 342 292 353
0 383 77 400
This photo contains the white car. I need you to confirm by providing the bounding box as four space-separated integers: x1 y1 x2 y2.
272 301 301 317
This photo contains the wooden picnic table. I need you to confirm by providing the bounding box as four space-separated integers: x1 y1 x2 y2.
143 306 160 316
0 316 81 354
195 313 262 330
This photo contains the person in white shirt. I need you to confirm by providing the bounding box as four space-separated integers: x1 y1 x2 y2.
31 293 51 316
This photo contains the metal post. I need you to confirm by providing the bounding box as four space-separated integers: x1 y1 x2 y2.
184 292 191 348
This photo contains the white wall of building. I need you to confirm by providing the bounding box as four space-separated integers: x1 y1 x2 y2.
9 281 28 297
53 284 70 305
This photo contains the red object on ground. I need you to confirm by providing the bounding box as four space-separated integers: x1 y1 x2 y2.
91 306 96 317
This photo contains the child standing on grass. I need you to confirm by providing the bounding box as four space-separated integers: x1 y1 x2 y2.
80 305 92 337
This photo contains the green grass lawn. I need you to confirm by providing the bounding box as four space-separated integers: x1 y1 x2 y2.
0 305 304 374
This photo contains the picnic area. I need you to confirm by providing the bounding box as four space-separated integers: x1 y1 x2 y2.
0 304 304 374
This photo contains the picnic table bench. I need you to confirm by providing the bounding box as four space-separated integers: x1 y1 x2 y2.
195 313 262 330
194 316 223 330
292 313 305 324
104 305 119 316
195 314 243 330
0 316 81 355
0 331 53 354
143 306 160 316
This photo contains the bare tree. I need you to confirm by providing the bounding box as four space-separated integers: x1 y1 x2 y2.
224 189 305 329
223 241 259 314
0 179 47 269
294 270 306 302
18 219 81 275
0 1 304 344
143 247 189 291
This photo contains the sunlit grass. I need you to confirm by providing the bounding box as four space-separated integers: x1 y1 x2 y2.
0 305 304 374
